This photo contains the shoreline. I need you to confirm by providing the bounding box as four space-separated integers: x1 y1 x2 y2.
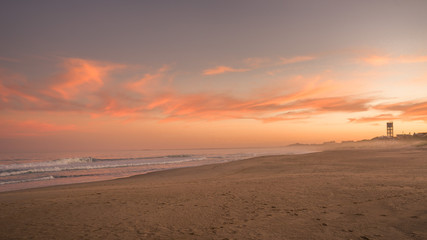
0 151 310 194
1 147 426 239
0 145 415 195
0 146 320 194
2 139 421 194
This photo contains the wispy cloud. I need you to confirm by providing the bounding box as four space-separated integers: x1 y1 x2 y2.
362 55 391 66
203 65 250 76
259 110 314 123
203 55 317 76
279 56 316 65
0 59 376 123
126 65 170 94
139 85 372 123
348 114 397 123
49 58 123 99
361 54 427 66
375 100 427 121
243 57 271 68
348 99 427 123
0 56 19 63
7 57 427 125
257 96 373 123
0 69 41 105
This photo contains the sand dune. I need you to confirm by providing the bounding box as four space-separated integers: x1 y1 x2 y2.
1 147 426 239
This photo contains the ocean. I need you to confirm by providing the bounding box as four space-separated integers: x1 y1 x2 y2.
0 146 313 192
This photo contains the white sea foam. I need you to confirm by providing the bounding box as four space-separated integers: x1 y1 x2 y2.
52 157 93 164
0 157 93 170
0 176 54 185
0 156 210 177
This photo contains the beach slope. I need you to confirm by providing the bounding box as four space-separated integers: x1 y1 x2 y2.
1 147 426 239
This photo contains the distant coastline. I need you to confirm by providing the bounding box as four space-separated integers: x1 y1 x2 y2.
288 133 427 150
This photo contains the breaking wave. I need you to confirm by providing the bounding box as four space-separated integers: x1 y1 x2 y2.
51 157 93 164
0 176 55 185
0 155 208 177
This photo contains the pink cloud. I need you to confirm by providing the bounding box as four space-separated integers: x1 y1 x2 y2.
361 54 427 66
146 89 372 123
375 100 427 121
257 110 314 123
203 66 250 76
6 57 421 125
49 58 123 99
362 55 391 66
243 57 271 68
349 99 427 123
203 55 317 77
279 56 316 65
348 114 397 123
0 69 41 106
296 97 371 112
0 61 377 123
126 65 170 94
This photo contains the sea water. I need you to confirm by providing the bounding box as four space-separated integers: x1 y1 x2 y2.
0 146 313 192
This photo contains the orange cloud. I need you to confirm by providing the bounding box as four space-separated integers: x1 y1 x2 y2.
345 100 427 123
126 65 170 94
362 55 391 66
203 65 250 75
279 56 316 65
348 114 397 123
155 78 331 121
375 100 427 121
258 110 314 123
243 57 271 68
0 69 40 105
0 58 395 124
203 55 317 77
0 83 39 104
296 97 371 112
159 93 245 120
150 87 372 123
50 58 123 99
246 79 336 110
361 54 427 66
1 61 377 123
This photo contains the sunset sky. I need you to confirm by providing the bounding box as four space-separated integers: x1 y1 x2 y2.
1 1 427 152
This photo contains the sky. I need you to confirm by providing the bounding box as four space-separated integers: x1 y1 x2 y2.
1 0 427 152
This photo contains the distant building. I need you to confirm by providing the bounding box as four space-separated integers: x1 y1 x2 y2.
396 134 412 139
414 132 427 138
371 123 426 141
371 136 391 140
387 122 393 138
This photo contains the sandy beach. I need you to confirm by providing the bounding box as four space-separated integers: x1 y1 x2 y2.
1 146 426 240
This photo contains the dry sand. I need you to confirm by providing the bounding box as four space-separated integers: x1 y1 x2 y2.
1 147 426 240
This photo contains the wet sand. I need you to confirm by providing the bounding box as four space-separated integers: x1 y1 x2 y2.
1 147 426 239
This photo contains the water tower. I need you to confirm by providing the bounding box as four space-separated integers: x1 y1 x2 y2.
387 122 393 138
